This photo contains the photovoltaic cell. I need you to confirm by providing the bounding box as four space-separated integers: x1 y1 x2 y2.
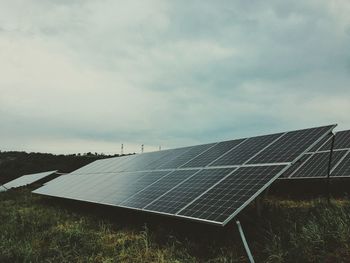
95 155 139 173
334 130 350 149
100 170 172 204
181 139 245 168
281 130 350 179
320 130 350 151
34 174 73 196
308 133 332 152
280 154 311 178
64 172 146 201
70 158 121 174
144 168 235 214
178 165 286 223
119 169 199 209
63 173 121 200
291 150 347 178
248 126 334 164
210 133 283 166
331 151 350 177
142 147 192 170
116 151 170 172
158 143 216 169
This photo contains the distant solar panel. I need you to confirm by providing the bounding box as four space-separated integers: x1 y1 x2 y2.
33 125 335 226
248 126 333 164
3 170 57 190
289 150 347 178
281 129 350 179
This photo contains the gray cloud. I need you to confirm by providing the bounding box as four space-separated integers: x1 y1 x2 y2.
0 0 350 154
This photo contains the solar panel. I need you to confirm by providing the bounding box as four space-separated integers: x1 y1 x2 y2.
280 154 311 178
331 151 350 177
320 130 350 151
210 133 283 167
290 150 347 178
144 168 236 214
158 143 217 169
280 129 350 179
116 150 176 172
181 139 245 168
137 147 192 170
120 169 200 209
3 170 57 190
248 126 333 164
101 170 173 204
33 125 335 226
91 155 138 173
178 165 286 224
308 133 333 152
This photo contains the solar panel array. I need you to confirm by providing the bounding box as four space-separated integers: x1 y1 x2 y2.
33 125 334 226
282 130 350 179
2 170 58 191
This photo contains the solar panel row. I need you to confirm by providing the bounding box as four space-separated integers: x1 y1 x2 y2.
33 125 335 225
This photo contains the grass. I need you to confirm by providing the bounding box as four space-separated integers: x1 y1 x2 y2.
0 189 350 262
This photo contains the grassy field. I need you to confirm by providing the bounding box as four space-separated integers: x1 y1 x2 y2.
0 189 350 263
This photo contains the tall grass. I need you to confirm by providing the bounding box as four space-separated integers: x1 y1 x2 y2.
0 189 349 262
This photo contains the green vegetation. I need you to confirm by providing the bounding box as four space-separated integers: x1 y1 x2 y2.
1 189 349 262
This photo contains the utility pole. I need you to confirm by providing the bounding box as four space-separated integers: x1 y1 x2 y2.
141 144 144 153
121 144 124 155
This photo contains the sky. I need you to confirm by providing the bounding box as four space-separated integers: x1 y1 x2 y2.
0 0 350 154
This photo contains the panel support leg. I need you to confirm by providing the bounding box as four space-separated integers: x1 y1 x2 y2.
326 134 335 203
255 197 262 217
236 220 255 263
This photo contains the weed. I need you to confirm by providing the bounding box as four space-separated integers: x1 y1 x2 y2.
0 190 349 262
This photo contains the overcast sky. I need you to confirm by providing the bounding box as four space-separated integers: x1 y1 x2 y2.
1 0 350 154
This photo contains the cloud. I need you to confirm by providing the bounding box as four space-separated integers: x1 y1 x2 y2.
0 0 350 154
